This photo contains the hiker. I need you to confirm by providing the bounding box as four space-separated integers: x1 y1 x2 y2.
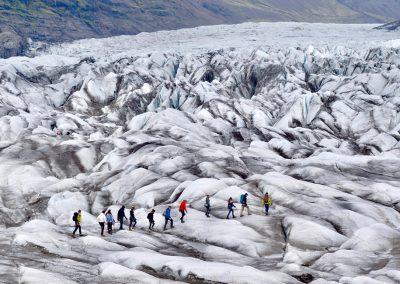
261 192 272 215
163 206 174 230
227 197 236 219
106 210 115 235
72 210 82 236
179 200 188 223
205 195 211 218
117 205 127 230
239 193 251 217
129 207 137 231
96 210 106 236
147 209 155 230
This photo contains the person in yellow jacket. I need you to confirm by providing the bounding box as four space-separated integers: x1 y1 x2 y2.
261 193 272 215
72 210 83 236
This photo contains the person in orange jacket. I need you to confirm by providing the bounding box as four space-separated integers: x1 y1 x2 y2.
179 200 188 223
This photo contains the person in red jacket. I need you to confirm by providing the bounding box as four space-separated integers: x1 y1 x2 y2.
179 200 188 223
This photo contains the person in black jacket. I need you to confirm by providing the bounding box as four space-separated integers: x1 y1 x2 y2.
129 206 137 230
117 205 127 230
147 209 155 230
204 195 211 217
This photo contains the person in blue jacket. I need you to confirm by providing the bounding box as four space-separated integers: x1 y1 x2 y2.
105 210 115 235
163 206 174 230
227 197 236 219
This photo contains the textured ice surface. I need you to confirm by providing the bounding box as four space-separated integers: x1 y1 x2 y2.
1 22 400 283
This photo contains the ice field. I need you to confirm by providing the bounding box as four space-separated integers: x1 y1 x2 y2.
1 22 400 283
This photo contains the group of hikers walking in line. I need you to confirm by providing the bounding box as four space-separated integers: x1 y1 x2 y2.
72 192 272 236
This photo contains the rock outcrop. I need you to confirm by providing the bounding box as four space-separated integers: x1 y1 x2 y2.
375 20 400 31
0 26 27 58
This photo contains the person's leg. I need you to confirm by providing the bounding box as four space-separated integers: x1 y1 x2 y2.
247 205 251 215
100 223 104 235
164 218 168 230
108 223 112 234
265 204 269 215
78 225 82 235
151 221 155 229
227 209 232 219
119 219 123 230
170 218 174 228
133 219 137 229
240 205 244 217
73 222 78 235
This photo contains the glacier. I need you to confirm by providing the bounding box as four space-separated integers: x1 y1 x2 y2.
1 22 400 283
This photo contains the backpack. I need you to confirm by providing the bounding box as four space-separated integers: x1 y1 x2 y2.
72 212 78 222
267 197 272 206
240 194 245 204
106 214 114 223
147 213 152 220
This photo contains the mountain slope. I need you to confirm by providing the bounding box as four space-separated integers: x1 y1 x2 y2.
1 0 400 43
338 0 400 22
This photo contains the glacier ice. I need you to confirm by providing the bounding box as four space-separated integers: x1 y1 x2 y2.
1 22 400 283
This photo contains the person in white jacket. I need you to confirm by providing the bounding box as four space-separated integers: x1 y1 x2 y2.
96 210 107 236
